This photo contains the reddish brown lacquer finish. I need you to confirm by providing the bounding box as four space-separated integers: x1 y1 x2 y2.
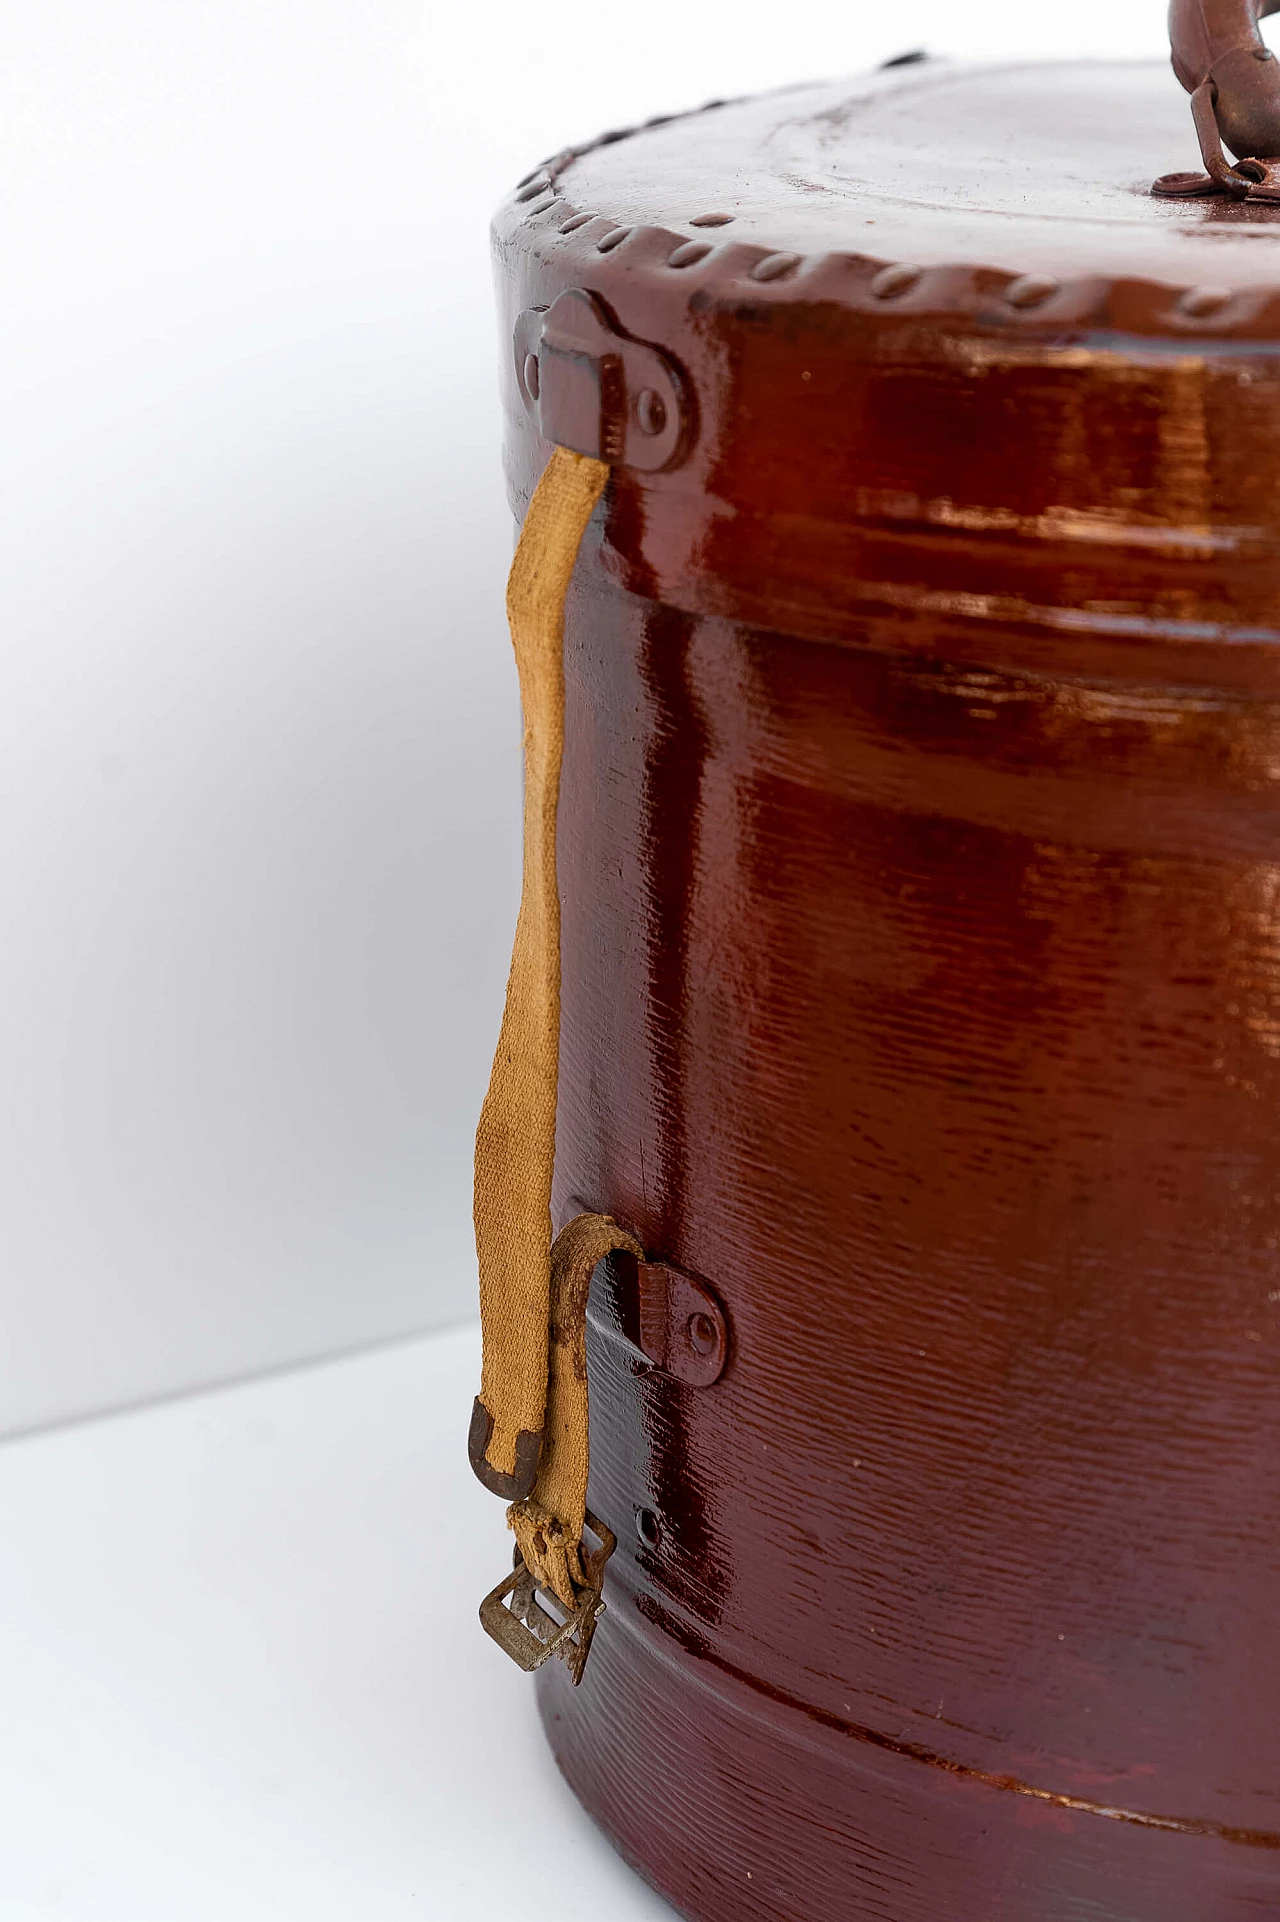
493 61 1280 1922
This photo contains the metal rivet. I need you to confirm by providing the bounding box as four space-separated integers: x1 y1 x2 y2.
687 1311 717 1356
1005 275 1059 309
751 251 801 282
668 240 712 268
596 226 632 253
636 1508 662 1550
870 263 922 299
558 210 597 233
515 176 551 203
635 388 666 435
523 354 540 400
690 212 734 227
1180 284 1232 317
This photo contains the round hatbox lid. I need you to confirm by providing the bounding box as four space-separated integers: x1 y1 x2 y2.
519 58 1280 299
493 60 1280 678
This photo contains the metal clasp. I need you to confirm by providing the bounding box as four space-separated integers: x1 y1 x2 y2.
1154 74 1280 200
478 1510 617 1687
513 289 691 472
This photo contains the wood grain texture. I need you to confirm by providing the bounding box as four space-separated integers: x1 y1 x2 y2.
496 59 1280 1920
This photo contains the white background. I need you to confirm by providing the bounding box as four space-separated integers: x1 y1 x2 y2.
0 0 1166 1438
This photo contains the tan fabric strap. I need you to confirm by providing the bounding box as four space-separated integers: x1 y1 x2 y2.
470 446 640 1609
509 1212 642 1606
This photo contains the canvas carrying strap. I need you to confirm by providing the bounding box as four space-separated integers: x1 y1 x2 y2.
469 445 642 1619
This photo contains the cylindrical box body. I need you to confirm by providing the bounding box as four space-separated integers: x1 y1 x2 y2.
494 60 1280 1921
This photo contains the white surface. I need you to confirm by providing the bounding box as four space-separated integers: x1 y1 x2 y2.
0 1 1168 1434
0 1324 674 1922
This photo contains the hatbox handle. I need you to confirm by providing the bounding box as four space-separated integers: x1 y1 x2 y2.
1169 0 1280 186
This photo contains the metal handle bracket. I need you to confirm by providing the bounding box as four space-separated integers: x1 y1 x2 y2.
514 290 691 472
637 1260 729 1387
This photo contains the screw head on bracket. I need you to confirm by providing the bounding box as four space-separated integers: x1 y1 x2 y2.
635 388 666 435
687 1311 718 1356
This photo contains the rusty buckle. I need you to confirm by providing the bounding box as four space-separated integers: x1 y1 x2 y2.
478 1511 617 1687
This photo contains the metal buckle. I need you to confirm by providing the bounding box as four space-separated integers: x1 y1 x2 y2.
478 1510 616 1687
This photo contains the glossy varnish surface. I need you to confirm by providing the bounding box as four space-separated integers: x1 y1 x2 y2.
498 60 1280 1921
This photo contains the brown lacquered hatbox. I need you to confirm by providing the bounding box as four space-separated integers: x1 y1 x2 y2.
481 53 1280 1922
